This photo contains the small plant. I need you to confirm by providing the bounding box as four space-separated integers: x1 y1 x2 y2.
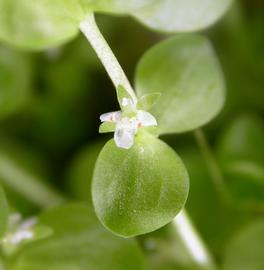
0 1 264 270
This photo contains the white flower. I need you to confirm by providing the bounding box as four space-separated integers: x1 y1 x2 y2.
3 214 37 245
100 98 157 149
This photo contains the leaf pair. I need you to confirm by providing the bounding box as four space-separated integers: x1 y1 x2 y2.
0 0 233 50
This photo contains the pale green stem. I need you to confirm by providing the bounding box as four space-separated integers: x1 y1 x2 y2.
0 154 64 207
79 13 138 104
194 129 227 200
173 210 216 269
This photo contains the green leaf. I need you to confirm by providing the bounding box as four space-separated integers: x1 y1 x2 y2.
11 204 146 270
132 0 233 33
0 0 87 50
0 0 233 50
92 133 189 237
223 220 264 270
0 46 31 119
216 114 264 211
137 92 161 111
89 0 233 32
135 35 225 134
0 186 8 239
99 122 116 133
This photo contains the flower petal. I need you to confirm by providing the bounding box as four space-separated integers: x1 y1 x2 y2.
100 111 121 123
114 119 137 149
114 128 135 149
137 110 157 127
10 230 33 244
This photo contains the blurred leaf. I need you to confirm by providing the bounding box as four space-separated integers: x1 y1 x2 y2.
223 219 264 270
0 186 8 238
66 141 103 202
11 204 146 270
0 139 52 215
0 0 233 50
133 0 233 33
0 0 87 50
92 133 189 237
216 114 264 210
0 144 63 209
212 3 264 116
217 114 264 164
0 46 31 119
135 35 225 134
91 0 233 32
179 146 251 258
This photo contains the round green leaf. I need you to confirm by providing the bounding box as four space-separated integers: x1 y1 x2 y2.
92 133 189 237
0 185 8 239
12 204 146 270
133 0 233 33
224 220 264 270
0 47 31 119
135 35 225 135
0 0 87 50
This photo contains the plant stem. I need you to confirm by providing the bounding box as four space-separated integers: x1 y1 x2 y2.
0 154 64 207
173 210 216 269
79 13 138 104
194 129 227 200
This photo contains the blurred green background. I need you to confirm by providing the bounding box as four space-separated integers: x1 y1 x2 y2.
0 0 263 269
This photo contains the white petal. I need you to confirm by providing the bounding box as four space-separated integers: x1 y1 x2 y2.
137 110 157 127
114 119 137 149
100 111 121 123
11 230 33 244
114 128 134 149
